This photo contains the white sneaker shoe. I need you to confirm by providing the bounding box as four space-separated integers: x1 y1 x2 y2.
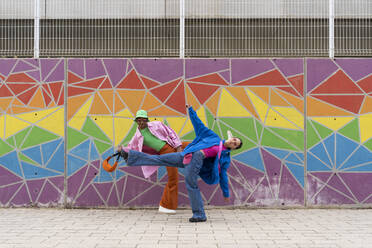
158 205 176 214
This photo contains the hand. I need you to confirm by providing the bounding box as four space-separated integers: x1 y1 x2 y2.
186 104 191 109
117 145 122 152
224 197 230 203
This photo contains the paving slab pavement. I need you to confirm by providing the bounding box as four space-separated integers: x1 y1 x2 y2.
0 208 371 248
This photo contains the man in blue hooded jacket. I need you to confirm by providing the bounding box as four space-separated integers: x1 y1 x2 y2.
119 106 242 222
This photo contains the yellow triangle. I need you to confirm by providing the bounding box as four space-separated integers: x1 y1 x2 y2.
69 96 93 130
114 117 134 146
196 106 208 125
273 107 304 130
5 115 31 138
312 117 354 131
116 108 133 118
265 109 299 130
246 89 269 122
16 107 60 124
91 115 114 142
360 113 372 143
180 118 194 137
166 117 188 135
37 107 64 136
217 89 251 117
148 117 165 123
180 106 207 137
0 115 4 138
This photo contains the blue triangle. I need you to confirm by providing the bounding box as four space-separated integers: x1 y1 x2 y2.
324 134 335 164
346 163 372 172
310 142 332 167
97 166 114 182
340 146 372 170
42 139 62 165
286 153 302 164
21 161 60 179
233 147 264 172
264 147 289 160
0 151 23 177
295 152 304 162
336 134 359 168
90 140 100 160
22 146 42 165
285 162 304 187
46 141 64 173
307 152 332 171
70 139 90 161
115 169 125 180
157 166 167 181
67 155 87 176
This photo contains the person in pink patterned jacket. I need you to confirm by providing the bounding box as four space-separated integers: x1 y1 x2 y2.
124 110 189 214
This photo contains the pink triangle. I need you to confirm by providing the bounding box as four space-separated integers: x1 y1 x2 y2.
38 181 60 204
26 179 45 202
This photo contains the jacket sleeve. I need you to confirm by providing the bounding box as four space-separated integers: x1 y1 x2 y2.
219 166 230 198
125 133 139 151
160 122 182 148
188 106 209 137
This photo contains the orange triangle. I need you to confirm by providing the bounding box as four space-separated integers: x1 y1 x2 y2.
205 89 221 116
185 84 200 110
99 90 114 113
188 73 228 85
0 98 12 112
307 96 352 116
226 87 259 119
249 87 270 103
276 89 304 114
277 86 301 97
68 72 83 84
11 106 35 114
237 70 289 86
147 105 182 116
270 88 290 106
28 88 45 108
90 93 111 115
67 94 91 121
288 75 304 96
141 76 160 89
141 92 163 111
117 70 145 89
117 90 146 115
311 70 363 94
114 93 126 114
12 98 25 106
360 96 372 114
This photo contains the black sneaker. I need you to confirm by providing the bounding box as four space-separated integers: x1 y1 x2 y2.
189 217 207 223
119 150 128 160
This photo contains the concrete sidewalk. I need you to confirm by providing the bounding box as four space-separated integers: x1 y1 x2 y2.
0 208 371 248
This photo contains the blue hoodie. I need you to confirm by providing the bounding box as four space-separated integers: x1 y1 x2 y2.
181 107 231 198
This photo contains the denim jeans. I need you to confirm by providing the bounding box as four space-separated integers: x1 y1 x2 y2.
127 150 206 219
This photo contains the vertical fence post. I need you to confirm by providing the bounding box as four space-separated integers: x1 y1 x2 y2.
329 0 334 58
34 0 40 58
179 0 185 58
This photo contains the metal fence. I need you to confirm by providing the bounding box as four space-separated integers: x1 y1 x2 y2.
0 0 371 58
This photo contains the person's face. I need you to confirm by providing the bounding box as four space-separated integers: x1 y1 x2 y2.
135 117 148 130
224 137 241 150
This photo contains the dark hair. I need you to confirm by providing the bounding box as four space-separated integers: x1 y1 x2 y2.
235 137 243 150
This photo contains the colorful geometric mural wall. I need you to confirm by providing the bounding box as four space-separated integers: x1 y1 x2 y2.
1 58 371 208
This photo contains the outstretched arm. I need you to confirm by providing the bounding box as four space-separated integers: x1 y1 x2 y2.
187 106 209 137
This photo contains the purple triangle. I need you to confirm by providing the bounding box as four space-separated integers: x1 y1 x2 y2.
125 184 163 207
0 183 22 205
335 58 372 82
310 172 333 184
11 184 30 206
231 160 264 190
273 59 304 77
67 165 87 198
75 185 105 207
122 175 156 205
24 59 39 67
38 181 61 204
131 59 183 83
26 179 45 202
116 177 126 205
339 173 372 202
45 60 64 82
306 59 338 93
327 174 355 200
91 160 100 170
119 166 145 178
185 59 229 79
107 188 119 206
49 176 64 192
219 70 230 84
229 176 251 203
103 59 127 87
0 59 17 77
80 165 99 193
278 165 304 205
199 180 218 202
94 182 113 202
231 59 274 84
126 61 133 74
68 59 85 78
261 148 282 194
41 59 60 81
26 70 41 82
312 185 354 205
0 166 23 186
365 195 372 204
209 186 228 206
247 177 273 206
13 60 36 73
306 174 326 201
85 59 106 80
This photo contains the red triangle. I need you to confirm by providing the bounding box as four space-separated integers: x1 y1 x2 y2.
8 83 35 95
276 86 301 97
0 84 13 97
18 86 38 105
187 82 219 104
99 77 112 89
165 80 186 114
0 74 5 81
117 70 144 89
151 79 180 102
41 84 52 97
42 88 52 106
68 72 83 84
188 73 228 85
141 76 160 89
312 70 363 94
6 73 36 83
288 75 304 97
236 70 289 86
49 82 63 102
312 95 364 114
68 86 94 97
58 90 64 105
75 77 105 89
357 74 372 94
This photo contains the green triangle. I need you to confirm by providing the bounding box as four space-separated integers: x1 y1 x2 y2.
0 139 13 156
268 127 304 151
220 117 257 143
261 128 298 151
205 108 215 129
67 127 89 150
364 138 372 152
212 122 222 137
307 120 321 149
339 118 360 143
255 119 263 140
181 131 196 141
14 127 31 148
19 152 39 166
311 120 333 139
6 136 15 147
94 139 112 154
21 126 59 149
163 119 169 126
121 123 137 145
82 117 111 143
